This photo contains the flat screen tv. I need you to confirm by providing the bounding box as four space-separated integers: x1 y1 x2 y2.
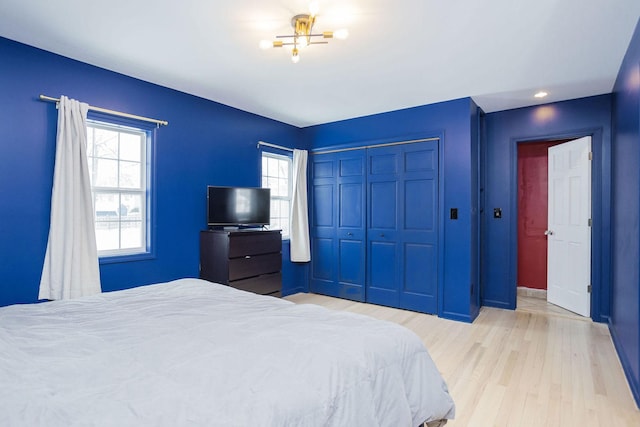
207 186 271 227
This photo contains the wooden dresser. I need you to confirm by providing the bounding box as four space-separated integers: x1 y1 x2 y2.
199 229 282 296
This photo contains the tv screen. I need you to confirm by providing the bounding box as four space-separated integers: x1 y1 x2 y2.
207 186 271 227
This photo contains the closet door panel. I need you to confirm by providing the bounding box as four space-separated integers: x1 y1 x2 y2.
312 237 334 281
367 147 401 307
338 239 364 285
369 181 397 229
310 150 366 301
404 243 436 294
367 240 399 305
336 152 366 301
398 142 439 313
366 141 439 314
405 179 436 230
310 154 338 295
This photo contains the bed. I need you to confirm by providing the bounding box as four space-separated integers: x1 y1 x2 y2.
0 278 455 426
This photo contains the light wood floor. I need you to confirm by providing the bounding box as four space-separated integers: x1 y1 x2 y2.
284 293 640 427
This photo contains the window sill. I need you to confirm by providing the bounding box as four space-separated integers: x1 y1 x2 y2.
99 251 155 265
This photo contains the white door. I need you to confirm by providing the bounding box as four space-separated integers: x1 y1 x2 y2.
546 136 591 317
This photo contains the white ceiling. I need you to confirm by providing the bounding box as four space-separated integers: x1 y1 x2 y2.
1 0 639 127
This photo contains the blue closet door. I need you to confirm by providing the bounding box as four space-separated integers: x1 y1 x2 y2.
310 150 366 301
367 141 439 313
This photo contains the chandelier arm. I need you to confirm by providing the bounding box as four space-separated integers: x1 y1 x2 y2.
275 33 329 39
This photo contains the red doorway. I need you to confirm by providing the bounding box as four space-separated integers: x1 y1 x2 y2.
517 140 568 290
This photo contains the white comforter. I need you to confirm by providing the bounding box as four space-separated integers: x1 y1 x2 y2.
0 278 454 426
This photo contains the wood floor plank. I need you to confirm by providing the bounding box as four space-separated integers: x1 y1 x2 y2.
284 293 640 426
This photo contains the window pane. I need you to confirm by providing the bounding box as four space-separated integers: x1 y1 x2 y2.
121 193 142 219
278 178 288 198
268 157 278 176
95 222 119 251
121 221 143 249
94 192 119 219
119 133 142 161
93 128 119 159
266 177 277 194
271 199 280 217
279 160 289 179
119 160 141 189
280 200 290 219
94 191 120 252
95 159 118 187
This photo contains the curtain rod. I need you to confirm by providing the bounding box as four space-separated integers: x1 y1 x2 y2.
257 141 294 152
311 137 440 155
39 95 168 126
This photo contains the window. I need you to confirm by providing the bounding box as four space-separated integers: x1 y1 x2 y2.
86 120 149 257
261 152 292 238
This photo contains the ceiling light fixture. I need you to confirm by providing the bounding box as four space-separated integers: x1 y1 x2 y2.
534 91 548 98
259 3 348 63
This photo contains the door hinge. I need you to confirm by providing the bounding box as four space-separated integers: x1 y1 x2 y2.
588 284 592 293
588 218 592 227
589 151 593 160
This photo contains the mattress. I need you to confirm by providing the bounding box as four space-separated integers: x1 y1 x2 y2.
0 278 455 426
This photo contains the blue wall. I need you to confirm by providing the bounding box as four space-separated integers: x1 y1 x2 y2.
303 98 480 322
0 37 306 306
482 95 613 323
610 18 640 406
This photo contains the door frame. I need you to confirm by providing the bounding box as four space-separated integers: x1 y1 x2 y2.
508 128 608 322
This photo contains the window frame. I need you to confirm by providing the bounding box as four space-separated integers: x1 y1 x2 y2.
261 151 293 239
86 116 155 262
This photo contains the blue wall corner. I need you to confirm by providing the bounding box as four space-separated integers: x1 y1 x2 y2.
281 241 310 296
610 16 640 408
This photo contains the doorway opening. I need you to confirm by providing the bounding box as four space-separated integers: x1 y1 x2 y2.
516 137 592 317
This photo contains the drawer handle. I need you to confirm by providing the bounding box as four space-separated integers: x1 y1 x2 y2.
244 255 252 259
347 232 353 236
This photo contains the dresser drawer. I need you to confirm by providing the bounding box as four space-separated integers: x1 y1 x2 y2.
229 252 281 281
231 272 281 295
228 232 281 257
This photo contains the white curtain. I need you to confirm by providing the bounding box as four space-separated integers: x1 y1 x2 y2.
290 149 310 262
39 96 102 300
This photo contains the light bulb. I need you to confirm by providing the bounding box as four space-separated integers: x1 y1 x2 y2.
534 91 548 98
259 40 272 50
333 29 349 40
297 35 308 48
292 48 300 63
